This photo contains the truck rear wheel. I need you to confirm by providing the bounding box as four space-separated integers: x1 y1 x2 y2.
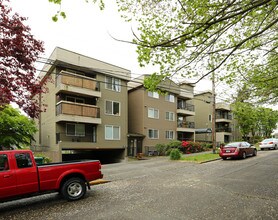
61 177 87 201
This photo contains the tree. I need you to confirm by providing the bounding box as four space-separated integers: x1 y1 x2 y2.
232 102 278 141
0 0 47 118
0 105 38 149
49 0 278 103
232 102 257 141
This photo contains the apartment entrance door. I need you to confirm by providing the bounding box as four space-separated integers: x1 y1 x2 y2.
127 134 144 157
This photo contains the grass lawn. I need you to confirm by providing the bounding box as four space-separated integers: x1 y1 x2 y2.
181 153 221 163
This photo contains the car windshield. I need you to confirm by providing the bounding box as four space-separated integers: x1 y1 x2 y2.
225 143 240 148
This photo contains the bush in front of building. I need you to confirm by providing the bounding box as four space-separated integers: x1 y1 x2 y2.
180 141 206 154
169 148 182 160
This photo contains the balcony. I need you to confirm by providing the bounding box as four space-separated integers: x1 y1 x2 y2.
56 101 101 124
216 114 232 123
177 103 195 116
216 127 232 133
56 71 101 98
177 121 195 132
56 133 96 144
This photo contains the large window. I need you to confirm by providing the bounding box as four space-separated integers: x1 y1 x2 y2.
105 100 120 115
66 96 85 104
166 112 175 121
105 76 121 92
148 129 159 139
165 94 175 103
105 125 120 140
148 108 159 119
166 130 174 139
148 91 159 99
66 123 85 136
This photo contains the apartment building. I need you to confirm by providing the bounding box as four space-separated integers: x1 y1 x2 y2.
194 92 241 144
34 47 131 162
193 91 213 142
127 76 195 156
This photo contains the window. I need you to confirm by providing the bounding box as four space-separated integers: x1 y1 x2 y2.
209 115 212 122
66 123 85 136
148 91 159 99
148 108 159 119
165 94 175 103
15 153 33 168
66 96 85 104
105 125 120 140
148 129 159 139
166 131 174 139
166 112 175 121
106 76 121 92
105 100 120 115
0 154 9 171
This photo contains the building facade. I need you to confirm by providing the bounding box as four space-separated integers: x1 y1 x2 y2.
34 47 131 162
194 92 241 144
127 76 195 156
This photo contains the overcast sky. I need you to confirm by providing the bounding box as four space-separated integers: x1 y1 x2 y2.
9 0 213 93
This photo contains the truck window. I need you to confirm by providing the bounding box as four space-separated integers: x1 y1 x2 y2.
15 153 33 168
0 154 9 171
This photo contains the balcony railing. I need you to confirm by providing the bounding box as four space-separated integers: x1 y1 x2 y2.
216 127 232 132
177 103 195 112
56 133 96 144
56 101 100 118
216 115 232 120
56 71 100 91
177 121 195 128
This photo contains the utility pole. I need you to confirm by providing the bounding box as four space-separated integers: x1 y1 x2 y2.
212 71 216 154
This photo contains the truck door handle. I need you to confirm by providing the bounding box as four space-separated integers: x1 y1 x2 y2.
3 174 12 178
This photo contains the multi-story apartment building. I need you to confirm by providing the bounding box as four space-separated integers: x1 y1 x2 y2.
193 91 213 142
127 76 195 156
194 92 241 144
34 47 131 162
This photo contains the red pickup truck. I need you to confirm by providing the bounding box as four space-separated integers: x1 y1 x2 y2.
0 150 103 202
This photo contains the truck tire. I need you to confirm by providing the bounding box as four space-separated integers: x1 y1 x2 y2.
61 177 87 201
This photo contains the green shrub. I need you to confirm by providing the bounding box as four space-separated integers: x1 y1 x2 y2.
34 153 52 164
155 143 167 156
168 140 182 148
170 148 182 160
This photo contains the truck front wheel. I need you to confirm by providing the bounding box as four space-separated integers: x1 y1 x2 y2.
61 177 87 201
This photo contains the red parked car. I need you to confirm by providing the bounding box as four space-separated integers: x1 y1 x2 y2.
219 142 257 160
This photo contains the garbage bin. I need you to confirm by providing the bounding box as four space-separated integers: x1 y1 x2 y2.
34 157 44 165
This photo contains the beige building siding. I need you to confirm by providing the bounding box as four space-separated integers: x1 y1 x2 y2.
194 92 213 143
128 76 195 155
143 90 177 147
128 87 144 134
34 47 130 162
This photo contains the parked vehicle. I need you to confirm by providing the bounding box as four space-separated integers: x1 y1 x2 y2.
219 142 257 160
0 150 103 202
259 138 278 150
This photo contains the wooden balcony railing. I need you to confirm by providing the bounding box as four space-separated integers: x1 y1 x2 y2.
56 101 100 118
56 71 100 91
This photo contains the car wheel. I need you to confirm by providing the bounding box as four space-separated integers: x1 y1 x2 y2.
61 177 87 201
253 149 257 156
261 148 264 151
242 151 246 159
222 157 227 160
275 145 278 150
